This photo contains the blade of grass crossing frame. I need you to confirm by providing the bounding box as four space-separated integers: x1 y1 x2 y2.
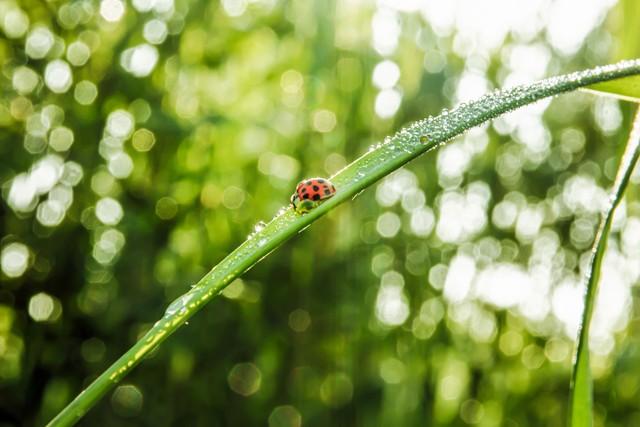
569 108 640 427
48 60 640 427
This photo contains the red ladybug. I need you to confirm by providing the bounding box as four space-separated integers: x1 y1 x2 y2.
290 178 337 214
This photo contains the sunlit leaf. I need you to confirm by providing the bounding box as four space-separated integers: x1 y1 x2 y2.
584 75 640 102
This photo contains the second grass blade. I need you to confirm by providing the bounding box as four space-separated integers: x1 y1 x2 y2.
569 107 640 427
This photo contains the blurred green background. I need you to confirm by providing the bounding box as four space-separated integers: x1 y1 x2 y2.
1 0 640 426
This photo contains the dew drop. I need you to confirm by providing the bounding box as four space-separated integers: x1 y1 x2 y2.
247 220 267 240
164 292 196 316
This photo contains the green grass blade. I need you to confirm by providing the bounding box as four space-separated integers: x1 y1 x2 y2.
47 59 640 427
582 0 640 103
569 108 640 427
584 75 640 102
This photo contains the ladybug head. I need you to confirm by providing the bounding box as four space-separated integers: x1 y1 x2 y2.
290 192 315 214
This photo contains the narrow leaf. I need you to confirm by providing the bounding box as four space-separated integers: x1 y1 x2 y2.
48 59 640 427
569 107 640 427
584 75 640 102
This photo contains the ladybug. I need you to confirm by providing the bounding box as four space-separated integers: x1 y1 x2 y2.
290 177 337 214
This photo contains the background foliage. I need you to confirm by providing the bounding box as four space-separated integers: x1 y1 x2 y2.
1 0 639 426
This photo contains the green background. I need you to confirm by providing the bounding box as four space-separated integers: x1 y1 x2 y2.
1 0 639 426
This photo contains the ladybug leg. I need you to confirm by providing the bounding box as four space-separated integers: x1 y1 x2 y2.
292 199 316 214
290 193 301 213
291 193 311 214
297 199 315 214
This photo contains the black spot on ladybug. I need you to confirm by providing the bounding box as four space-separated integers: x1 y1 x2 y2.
313 194 320 201
317 179 325 183
312 185 319 191
324 189 331 195
305 180 312 186
303 194 310 200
